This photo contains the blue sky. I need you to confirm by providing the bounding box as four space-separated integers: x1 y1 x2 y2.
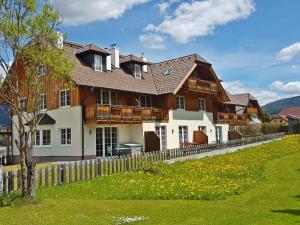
52 0 300 105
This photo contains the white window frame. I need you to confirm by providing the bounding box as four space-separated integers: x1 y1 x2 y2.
96 89 117 105
176 96 185 110
19 98 27 111
199 98 206 111
155 125 167 150
59 128 72 146
215 126 223 143
59 89 71 107
94 54 103 72
34 129 51 147
138 95 151 107
134 64 142 79
39 64 46 76
198 126 207 134
39 93 47 110
179 126 189 146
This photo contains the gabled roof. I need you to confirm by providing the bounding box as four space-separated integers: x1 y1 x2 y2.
120 54 147 64
64 41 158 95
278 107 300 120
272 114 288 121
76 44 110 56
149 54 212 94
224 92 257 106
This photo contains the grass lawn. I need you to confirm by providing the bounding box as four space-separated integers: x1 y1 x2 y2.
0 136 299 225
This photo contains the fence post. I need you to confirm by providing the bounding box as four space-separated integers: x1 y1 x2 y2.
17 169 21 190
94 159 98 178
89 160 93 179
68 163 73 183
51 165 55 186
84 160 88 180
98 159 102 176
107 159 111 176
57 164 61 185
0 166 3 196
79 161 83 181
74 162 78 182
45 167 49 187
38 169 43 188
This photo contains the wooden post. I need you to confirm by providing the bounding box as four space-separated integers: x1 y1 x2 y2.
2 171 7 194
8 171 14 192
45 167 49 187
107 159 111 176
17 169 21 190
103 159 107 176
98 159 102 176
62 164 67 184
80 161 83 181
94 159 98 178
51 165 55 186
89 160 93 179
57 164 61 185
84 160 88 180
68 163 72 183
38 168 43 188
74 162 78 182
111 158 115 174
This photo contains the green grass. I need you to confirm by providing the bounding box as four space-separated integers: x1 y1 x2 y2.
0 136 299 225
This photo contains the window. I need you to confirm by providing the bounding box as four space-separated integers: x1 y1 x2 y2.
39 94 47 110
138 95 151 107
179 126 188 146
39 64 46 76
176 96 185 110
134 64 142 79
60 89 70 107
96 90 117 105
155 126 167 150
94 54 103 72
199 98 206 111
34 130 51 146
215 126 223 143
96 127 118 157
164 68 173 76
198 126 207 134
19 98 27 112
60 128 71 145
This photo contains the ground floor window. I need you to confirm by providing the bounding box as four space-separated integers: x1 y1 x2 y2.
179 126 188 146
215 126 223 143
155 125 167 150
34 129 51 146
96 127 118 157
59 128 71 145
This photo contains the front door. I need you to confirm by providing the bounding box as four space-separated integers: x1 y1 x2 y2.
96 127 118 157
155 126 167 150
215 126 223 143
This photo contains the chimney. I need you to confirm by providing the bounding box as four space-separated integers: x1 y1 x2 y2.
110 44 119 68
55 31 63 49
141 53 148 73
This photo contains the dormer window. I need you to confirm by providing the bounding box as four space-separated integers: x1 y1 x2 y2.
39 64 46 76
134 64 142 79
94 54 103 72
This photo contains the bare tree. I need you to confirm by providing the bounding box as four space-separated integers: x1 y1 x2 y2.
0 0 72 198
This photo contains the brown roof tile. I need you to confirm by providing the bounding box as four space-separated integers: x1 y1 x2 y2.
120 54 147 64
279 107 300 119
76 44 110 56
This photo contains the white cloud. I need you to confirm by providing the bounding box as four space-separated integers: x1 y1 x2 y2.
51 0 149 25
139 33 166 49
157 2 170 14
223 80 281 105
277 42 300 62
146 0 255 43
271 81 300 95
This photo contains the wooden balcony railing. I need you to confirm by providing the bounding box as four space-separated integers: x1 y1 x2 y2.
216 112 247 125
186 79 218 94
84 105 169 123
246 107 258 114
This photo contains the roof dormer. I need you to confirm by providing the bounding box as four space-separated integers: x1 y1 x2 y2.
76 44 111 71
119 54 149 79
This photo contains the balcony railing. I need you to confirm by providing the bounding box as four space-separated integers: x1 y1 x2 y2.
84 105 169 123
186 79 218 94
246 107 258 114
216 112 247 125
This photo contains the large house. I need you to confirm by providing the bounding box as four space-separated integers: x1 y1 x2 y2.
8 39 262 163
271 107 300 132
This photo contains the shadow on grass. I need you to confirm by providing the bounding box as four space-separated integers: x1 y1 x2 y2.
294 195 300 199
272 209 300 216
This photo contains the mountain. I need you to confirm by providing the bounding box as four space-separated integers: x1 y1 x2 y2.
0 104 10 126
262 96 300 115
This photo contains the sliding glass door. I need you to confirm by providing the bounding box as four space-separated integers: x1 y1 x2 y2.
96 127 118 157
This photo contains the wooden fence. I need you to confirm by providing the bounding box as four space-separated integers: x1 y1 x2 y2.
1 132 284 194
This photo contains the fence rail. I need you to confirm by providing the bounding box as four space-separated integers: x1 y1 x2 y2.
0 133 284 194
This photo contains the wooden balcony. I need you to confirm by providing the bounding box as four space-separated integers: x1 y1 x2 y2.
186 79 218 94
84 105 169 124
246 107 258 114
216 112 247 125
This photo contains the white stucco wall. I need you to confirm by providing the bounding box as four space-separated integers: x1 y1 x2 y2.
12 106 82 157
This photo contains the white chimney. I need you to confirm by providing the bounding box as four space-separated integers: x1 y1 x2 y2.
106 55 111 71
141 54 148 73
55 31 63 49
110 44 119 68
